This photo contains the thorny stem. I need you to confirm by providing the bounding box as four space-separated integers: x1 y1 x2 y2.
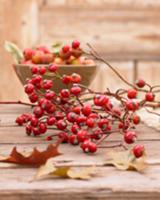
85 43 148 93
86 43 135 88
99 142 128 150
96 129 120 146
0 101 34 107
145 108 160 117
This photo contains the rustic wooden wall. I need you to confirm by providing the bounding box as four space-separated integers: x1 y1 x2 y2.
0 0 39 101
0 0 160 100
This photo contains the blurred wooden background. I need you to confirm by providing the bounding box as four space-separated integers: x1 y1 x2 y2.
1 0 160 101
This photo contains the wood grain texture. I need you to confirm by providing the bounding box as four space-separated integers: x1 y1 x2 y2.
0 104 160 199
1 0 160 104
40 5 160 59
46 0 160 9
137 61 160 85
90 61 134 91
0 0 39 101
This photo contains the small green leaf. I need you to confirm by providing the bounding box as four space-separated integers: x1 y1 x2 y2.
52 42 62 48
4 41 23 63
51 42 62 55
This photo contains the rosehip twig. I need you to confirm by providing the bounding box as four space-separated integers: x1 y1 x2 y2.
0 101 34 107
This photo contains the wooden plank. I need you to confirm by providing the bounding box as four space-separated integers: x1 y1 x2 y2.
0 141 159 200
137 61 160 86
0 105 160 143
0 105 160 199
40 7 160 59
46 0 160 10
0 0 39 101
90 61 134 92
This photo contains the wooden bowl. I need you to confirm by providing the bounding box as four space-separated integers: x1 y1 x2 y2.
14 64 98 93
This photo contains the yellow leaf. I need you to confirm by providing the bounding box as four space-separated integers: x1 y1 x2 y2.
67 167 95 180
105 150 147 171
36 159 95 180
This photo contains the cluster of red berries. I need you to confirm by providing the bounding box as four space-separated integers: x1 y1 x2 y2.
21 40 95 66
15 41 153 158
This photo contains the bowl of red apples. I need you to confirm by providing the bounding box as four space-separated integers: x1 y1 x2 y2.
9 40 97 94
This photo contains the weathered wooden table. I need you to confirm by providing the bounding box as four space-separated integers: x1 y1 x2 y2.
0 104 160 200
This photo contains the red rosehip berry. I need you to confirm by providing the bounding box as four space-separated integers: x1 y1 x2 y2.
31 75 42 84
94 95 109 106
21 113 32 122
71 124 80 134
39 66 46 75
56 120 67 130
46 105 56 114
24 83 34 94
47 116 56 125
136 79 146 88
91 129 103 140
62 75 72 85
77 130 89 143
118 122 124 129
45 90 55 100
88 142 97 153
15 116 24 126
67 112 78 123
31 65 39 74
39 99 52 111
25 124 32 136
133 115 140 125
70 86 82 96
127 89 137 99
126 100 139 111
76 116 87 126
89 113 99 119
43 80 53 90
60 89 70 98
58 131 69 143
81 141 97 153
69 135 79 145
29 93 38 103
80 140 90 153
37 46 50 54
62 45 70 53
82 104 91 116
32 127 40 136
86 118 95 128
55 111 65 120
145 92 155 102
33 106 44 118
98 119 109 130
38 122 47 134
133 145 145 158
48 64 58 72
71 73 81 83
23 48 35 60
30 117 39 127
72 40 80 49
72 106 81 114
46 136 53 141
124 131 137 144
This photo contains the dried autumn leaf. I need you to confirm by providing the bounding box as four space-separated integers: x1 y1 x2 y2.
36 159 95 180
0 143 61 166
105 150 147 171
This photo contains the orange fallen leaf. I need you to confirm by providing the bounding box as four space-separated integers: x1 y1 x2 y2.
0 142 61 166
